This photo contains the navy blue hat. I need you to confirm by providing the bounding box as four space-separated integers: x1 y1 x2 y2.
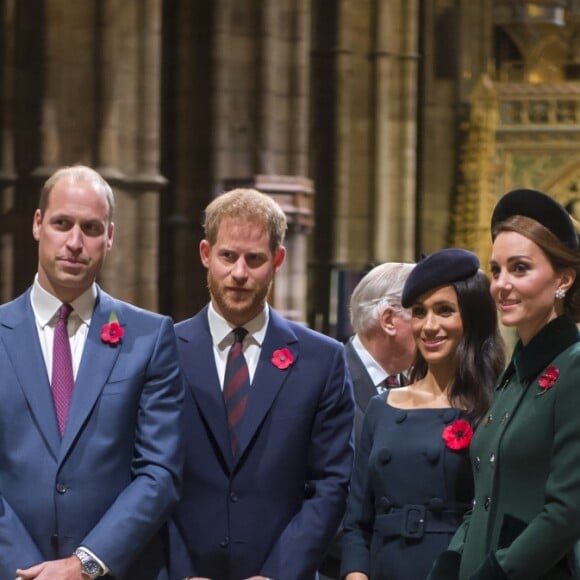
401 248 480 308
491 188 579 250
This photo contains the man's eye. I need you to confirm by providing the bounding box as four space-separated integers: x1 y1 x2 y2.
83 223 103 235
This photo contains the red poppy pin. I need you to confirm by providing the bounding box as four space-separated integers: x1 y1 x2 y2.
101 311 124 345
272 348 294 370
442 419 473 451
538 365 559 395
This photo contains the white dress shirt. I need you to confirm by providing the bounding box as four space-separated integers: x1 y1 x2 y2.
207 302 269 388
30 276 97 380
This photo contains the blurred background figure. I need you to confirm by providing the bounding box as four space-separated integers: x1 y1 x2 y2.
341 248 505 580
347 262 417 441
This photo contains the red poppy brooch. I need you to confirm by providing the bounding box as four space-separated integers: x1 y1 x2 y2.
272 348 294 370
442 419 473 451
101 311 124 345
537 365 559 395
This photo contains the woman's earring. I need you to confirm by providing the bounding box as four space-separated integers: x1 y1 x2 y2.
555 288 566 300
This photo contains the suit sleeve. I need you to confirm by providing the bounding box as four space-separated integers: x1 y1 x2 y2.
260 344 355 579
80 316 184 576
0 497 45 577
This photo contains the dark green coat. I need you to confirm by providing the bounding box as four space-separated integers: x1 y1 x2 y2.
446 317 580 579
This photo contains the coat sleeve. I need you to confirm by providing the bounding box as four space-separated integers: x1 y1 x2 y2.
339 399 377 578
80 316 184 576
260 345 355 580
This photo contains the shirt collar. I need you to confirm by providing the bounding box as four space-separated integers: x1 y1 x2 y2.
351 334 388 387
30 275 97 327
208 302 269 350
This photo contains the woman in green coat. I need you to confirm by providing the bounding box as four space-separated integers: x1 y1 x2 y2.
429 188 580 580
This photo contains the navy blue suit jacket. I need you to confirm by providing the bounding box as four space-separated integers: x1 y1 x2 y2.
169 306 354 580
0 287 183 579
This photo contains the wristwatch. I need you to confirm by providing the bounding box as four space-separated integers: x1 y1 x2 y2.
73 548 104 579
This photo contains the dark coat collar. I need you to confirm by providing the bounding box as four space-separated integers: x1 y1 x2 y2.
499 316 579 388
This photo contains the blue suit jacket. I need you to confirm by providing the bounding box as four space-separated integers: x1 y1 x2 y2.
169 306 355 580
344 339 379 444
0 287 183 579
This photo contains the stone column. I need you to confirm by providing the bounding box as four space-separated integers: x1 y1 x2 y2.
0 0 16 302
372 0 418 262
96 0 166 310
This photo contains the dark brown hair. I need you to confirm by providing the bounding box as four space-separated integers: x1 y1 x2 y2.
409 271 505 422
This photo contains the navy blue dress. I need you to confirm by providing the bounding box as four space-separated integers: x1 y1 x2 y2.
341 393 473 580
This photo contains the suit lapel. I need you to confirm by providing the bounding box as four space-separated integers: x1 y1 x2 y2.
345 340 377 412
0 292 61 458
235 309 298 462
178 309 233 467
59 290 122 461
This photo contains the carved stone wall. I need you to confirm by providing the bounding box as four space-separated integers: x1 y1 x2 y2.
0 0 166 310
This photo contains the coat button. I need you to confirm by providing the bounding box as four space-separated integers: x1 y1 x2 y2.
474 456 481 470
230 492 239 502
484 497 491 510
219 536 229 548
56 483 67 494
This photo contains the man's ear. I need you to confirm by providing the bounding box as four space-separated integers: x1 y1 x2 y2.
273 246 286 271
32 209 42 241
379 306 397 336
200 239 211 268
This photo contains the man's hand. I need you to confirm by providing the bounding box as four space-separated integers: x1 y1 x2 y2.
16 555 83 580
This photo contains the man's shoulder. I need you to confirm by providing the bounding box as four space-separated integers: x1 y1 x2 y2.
0 290 31 322
173 306 207 335
97 290 170 326
269 309 342 350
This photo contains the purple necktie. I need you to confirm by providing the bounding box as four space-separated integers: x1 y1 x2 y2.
52 303 74 436
385 375 401 388
223 327 250 456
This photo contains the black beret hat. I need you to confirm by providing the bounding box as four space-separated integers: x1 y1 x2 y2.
401 248 480 308
491 188 579 250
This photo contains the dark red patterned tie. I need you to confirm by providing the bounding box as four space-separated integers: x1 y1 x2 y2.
223 327 250 455
52 303 74 436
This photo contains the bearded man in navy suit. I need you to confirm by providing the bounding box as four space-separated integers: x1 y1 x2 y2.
0 166 183 579
169 188 355 580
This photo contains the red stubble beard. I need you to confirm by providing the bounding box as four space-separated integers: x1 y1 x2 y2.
206 270 272 325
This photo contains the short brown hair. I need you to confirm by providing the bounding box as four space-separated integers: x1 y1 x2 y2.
38 165 115 222
203 188 287 253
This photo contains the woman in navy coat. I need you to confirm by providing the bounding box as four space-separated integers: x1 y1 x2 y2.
341 249 505 580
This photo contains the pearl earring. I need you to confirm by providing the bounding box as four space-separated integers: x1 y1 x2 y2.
555 288 566 300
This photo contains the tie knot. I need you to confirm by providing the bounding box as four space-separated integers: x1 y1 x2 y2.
385 375 400 387
58 303 73 322
232 327 248 344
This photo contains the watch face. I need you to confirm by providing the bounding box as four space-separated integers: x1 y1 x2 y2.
75 550 103 578
83 559 102 575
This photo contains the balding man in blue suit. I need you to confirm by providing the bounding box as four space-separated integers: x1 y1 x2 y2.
169 188 354 580
0 166 183 580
